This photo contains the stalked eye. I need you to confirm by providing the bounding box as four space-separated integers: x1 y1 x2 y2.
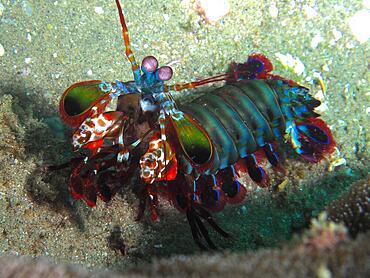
157 66 173 81
59 80 108 128
141 56 158 73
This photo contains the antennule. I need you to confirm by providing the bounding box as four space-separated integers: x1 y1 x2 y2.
115 0 141 83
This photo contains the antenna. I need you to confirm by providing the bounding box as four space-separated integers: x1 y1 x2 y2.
115 0 141 83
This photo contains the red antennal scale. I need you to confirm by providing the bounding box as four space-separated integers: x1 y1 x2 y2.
115 0 141 82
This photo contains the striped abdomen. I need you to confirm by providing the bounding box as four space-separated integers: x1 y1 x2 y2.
172 78 334 212
180 79 287 174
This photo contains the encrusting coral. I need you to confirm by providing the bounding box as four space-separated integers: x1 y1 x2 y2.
1 206 369 278
1 229 368 278
327 176 370 237
299 212 348 252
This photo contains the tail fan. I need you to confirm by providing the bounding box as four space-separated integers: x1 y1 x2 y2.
295 118 336 163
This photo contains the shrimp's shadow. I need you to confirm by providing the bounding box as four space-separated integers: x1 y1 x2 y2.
0 79 86 231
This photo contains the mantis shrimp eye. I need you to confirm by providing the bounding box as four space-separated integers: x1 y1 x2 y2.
157 66 173 81
142 56 158 73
